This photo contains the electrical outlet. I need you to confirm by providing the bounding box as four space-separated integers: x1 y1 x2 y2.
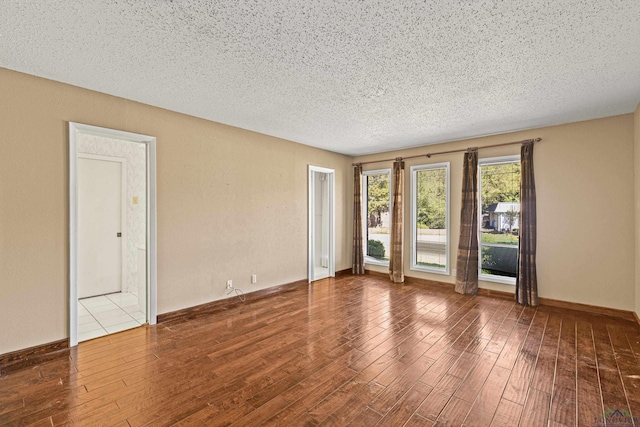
251 274 257 284
226 280 233 290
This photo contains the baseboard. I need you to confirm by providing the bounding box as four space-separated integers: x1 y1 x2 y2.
0 338 69 375
538 297 636 322
334 268 352 277
4 273 636 374
405 275 514 301
404 275 455 290
1 278 308 373
365 271 636 322
364 269 389 279
476 287 515 300
157 279 308 324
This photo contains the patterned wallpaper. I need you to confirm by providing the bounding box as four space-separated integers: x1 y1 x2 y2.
78 134 146 293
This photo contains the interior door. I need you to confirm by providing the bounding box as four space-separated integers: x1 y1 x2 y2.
78 156 123 298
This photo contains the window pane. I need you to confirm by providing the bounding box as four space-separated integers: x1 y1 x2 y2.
366 173 390 261
415 168 447 269
481 246 518 277
480 161 520 278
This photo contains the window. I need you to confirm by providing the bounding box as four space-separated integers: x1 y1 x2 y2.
478 156 520 284
411 163 450 274
362 169 391 265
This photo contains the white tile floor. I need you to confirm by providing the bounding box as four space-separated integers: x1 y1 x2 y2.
78 292 146 342
314 266 329 280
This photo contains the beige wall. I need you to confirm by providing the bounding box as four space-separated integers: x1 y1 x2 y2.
635 104 640 317
1 65 636 355
0 69 353 354
356 115 636 311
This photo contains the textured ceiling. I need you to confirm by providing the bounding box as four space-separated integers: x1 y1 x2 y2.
2 1 640 156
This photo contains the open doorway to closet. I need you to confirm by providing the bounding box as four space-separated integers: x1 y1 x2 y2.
308 165 335 282
69 123 157 346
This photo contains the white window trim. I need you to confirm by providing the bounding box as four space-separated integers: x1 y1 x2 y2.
362 168 392 266
478 155 520 285
410 162 450 275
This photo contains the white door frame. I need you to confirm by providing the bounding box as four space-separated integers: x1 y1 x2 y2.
308 165 335 282
69 122 158 347
77 153 128 295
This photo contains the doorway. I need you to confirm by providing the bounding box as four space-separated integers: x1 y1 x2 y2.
308 165 335 282
69 123 157 346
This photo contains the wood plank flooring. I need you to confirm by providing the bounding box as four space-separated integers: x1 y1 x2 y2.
2 274 640 426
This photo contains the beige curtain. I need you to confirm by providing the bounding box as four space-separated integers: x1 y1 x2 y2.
455 149 479 294
353 165 365 274
389 160 404 283
516 142 538 305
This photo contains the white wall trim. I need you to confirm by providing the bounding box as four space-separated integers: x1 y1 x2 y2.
478 155 521 166
69 122 157 347
364 257 390 267
479 273 517 285
69 128 78 347
147 139 157 324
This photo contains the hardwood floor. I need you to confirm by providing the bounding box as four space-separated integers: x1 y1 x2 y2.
2 274 640 426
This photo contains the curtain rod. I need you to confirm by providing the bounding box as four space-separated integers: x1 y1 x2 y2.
353 137 541 166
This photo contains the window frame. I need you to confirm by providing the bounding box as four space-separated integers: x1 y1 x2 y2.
410 162 450 275
477 155 521 285
362 168 392 266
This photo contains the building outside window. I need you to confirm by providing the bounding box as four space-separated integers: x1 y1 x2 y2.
478 156 520 284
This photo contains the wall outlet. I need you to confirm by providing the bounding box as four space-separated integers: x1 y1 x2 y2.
251 274 257 284
226 280 233 290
